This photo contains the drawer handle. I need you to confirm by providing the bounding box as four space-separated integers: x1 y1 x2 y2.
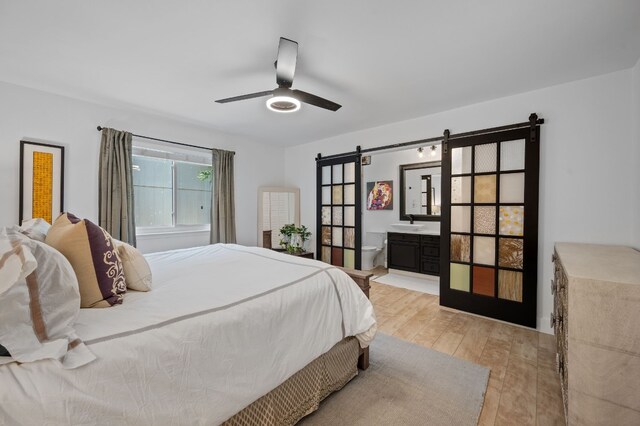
556 353 564 374
551 314 563 328
551 279 556 295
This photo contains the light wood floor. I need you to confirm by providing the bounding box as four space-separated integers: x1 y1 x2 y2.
369 278 565 425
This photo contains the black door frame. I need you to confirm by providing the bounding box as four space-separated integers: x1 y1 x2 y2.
440 124 540 328
316 153 362 270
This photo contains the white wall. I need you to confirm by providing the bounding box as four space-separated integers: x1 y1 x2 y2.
0 81 285 252
632 58 640 250
285 69 635 332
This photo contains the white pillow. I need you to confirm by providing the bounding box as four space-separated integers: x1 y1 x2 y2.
0 227 95 369
19 218 51 242
113 239 152 292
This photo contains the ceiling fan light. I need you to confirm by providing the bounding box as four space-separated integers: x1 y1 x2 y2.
266 95 301 113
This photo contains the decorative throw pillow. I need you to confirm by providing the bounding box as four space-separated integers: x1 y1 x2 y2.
45 213 126 308
19 218 51 242
0 227 95 369
112 239 152 292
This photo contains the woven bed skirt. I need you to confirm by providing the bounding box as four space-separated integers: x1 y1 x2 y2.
223 337 360 425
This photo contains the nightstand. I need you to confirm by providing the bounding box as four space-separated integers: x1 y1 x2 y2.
272 249 314 259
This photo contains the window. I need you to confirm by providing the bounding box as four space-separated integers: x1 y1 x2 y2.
132 143 212 232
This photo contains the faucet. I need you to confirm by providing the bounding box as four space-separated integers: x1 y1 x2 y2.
408 214 415 224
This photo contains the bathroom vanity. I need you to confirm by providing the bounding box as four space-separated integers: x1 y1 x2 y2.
387 231 440 276
385 159 442 276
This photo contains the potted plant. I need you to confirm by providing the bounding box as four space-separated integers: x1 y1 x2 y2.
279 224 312 254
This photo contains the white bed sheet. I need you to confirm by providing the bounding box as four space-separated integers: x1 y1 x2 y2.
0 244 377 425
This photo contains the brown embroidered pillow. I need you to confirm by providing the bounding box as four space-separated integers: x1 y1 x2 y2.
45 213 126 308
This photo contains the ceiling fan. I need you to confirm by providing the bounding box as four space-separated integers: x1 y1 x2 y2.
215 37 342 113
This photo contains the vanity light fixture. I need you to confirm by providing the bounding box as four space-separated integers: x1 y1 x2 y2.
430 145 437 156
417 147 424 158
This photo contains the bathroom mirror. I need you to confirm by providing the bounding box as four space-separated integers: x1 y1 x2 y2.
399 161 441 221
258 187 300 248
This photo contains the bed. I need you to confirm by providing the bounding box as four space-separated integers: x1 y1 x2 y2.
0 244 376 425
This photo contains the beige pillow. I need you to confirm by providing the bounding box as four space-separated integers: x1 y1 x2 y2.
45 213 126 308
113 240 152 292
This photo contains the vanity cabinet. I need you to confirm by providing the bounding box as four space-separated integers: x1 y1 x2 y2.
387 232 440 276
420 235 440 276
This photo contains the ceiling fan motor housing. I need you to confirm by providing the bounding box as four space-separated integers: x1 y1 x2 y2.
267 87 301 112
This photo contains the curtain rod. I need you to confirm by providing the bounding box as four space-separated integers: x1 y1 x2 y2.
316 114 544 161
96 126 235 155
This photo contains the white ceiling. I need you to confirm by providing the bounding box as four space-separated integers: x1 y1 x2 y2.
1 1 639 146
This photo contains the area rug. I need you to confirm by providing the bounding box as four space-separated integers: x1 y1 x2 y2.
299 333 489 426
373 272 440 295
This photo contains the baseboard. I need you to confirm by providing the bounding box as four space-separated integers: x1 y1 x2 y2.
537 316 553 335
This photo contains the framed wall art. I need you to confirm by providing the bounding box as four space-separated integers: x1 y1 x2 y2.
19 140 65 224
366 180 393 210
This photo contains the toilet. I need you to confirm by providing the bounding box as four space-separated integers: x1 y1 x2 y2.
361 231 387 270
361 246 382 270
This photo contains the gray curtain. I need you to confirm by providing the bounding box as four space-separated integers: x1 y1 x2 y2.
210 149 236 244
98 128 136 246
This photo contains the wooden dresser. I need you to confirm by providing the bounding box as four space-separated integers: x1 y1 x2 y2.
552 243 640 425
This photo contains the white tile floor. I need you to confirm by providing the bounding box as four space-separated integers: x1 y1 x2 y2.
372 272 440 295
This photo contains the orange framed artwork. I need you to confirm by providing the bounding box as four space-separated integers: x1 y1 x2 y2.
19 141 65 225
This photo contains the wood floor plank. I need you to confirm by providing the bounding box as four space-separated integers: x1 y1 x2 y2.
432 330 464 355
368 281 565 426
410 309 456 348
392 296 439 341
510 327 539 366
490 322 518 343
536 366 565 426
453 327 490 363
478 377 504 426
377 293 435 335
495 355 538 425
538 332 555 352
477 337 512 382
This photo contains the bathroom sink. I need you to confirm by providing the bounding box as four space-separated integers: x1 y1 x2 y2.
389 223 425 232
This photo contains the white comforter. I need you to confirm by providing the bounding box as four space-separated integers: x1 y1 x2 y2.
0 244 377 425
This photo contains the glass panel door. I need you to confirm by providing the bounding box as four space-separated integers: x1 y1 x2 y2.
440 126 540 328
316 154 361 269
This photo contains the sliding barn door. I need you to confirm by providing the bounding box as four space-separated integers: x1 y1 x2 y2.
316 154 362 269
440 123 540 328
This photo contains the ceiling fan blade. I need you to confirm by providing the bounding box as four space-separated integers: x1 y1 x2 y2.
215 90 273 104
276 37 298 88
292 90 342 111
